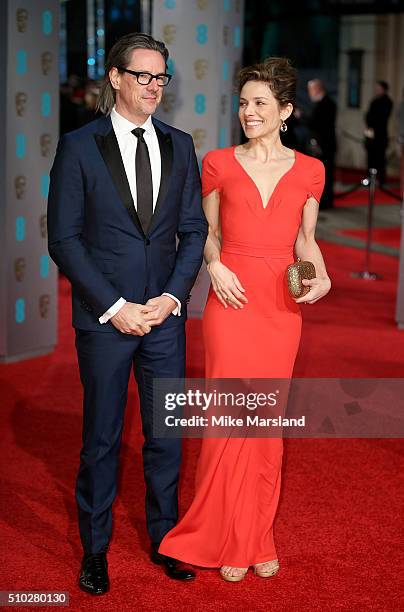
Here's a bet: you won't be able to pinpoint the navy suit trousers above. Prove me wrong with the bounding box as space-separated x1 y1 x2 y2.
75 322 185 554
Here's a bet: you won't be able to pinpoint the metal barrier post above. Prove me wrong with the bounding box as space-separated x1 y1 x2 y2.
352 168 381 280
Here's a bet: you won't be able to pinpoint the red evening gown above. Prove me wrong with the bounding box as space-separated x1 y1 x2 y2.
159 147 325 567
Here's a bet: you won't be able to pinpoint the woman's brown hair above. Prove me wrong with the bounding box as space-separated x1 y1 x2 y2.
238 57 297 107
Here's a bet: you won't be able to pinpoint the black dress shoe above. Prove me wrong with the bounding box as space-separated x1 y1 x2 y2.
150 545 196 581
78 552 110 595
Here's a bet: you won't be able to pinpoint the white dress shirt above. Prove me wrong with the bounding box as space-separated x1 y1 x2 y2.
99 107 180 324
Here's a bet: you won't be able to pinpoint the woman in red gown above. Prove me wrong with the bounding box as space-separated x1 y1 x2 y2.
159 58 331 581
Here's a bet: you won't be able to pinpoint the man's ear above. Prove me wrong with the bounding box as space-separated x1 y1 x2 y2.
109 67 120 91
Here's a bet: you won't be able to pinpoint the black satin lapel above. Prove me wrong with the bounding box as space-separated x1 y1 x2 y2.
94 130 144 236
149 126 173 232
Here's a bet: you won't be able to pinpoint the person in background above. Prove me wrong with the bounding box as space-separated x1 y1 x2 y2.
77 81 103 127
364 80 393 186
306 79 337 209
397 85 404 196
59 81 79 135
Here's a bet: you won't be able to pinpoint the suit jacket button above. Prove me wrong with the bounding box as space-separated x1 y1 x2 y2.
145 238 150 246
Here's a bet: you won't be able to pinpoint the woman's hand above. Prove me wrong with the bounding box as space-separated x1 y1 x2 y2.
295 276 331 304
207 261 248 309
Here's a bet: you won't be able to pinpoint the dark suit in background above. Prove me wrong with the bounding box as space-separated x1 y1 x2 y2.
365 92 393 185
307 94 337 209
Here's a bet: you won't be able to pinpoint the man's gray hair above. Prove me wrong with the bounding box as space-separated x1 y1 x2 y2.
96 32 169 115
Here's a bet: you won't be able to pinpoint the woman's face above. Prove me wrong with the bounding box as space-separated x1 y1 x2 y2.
238 80 292 139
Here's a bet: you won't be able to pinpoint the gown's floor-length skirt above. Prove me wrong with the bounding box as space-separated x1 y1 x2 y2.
159 249 302 567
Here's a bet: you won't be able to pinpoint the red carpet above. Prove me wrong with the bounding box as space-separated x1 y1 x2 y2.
335 187 400 207
337 227 401 249
0 241 403 611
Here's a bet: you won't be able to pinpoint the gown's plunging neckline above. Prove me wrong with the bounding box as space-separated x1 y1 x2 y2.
233 146 297 210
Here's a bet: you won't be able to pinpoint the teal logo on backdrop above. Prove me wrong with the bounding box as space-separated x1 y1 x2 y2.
222 60 229 81
234 26 241 47
41 92 51 116
195 94 206 114
16 217 26 241
42 10 53 35
224 0 231 10
40 255 49 278
196 24 208 45
15 298 25 323
16 50 27 75
40 174 50 198
219 127 227 148
16 134 26 158
167 58 175 76
232 94 239 113
164 0 176 7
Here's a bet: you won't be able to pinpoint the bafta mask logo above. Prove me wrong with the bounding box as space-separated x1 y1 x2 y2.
40 133 52 157
14 257 26 282
163 25 176 45
41 51 53 76
192 129 206 151
39 214 47 239
223 25 229 46
16 8 28 33
220 94 228 115
194 59 208 80
39 294 50 319
15 92 27 117
14 175 26 199
161 92 176 113
197 0 209 9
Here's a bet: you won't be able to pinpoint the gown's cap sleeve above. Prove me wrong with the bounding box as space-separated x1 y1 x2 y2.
201 151 221 197
307 158 325 203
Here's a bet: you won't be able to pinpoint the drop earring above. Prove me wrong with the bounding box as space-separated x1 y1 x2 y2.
280 121 288 133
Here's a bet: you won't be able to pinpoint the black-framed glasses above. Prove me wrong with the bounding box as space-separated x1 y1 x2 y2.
118 67 172 87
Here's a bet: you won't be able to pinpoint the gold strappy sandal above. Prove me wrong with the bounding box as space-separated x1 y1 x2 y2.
220 566 249 582
253 559 280 578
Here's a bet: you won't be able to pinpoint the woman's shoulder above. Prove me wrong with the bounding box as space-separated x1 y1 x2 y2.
295 150 325 172
202 147 234 166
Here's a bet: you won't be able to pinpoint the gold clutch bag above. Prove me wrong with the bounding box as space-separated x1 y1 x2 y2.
286 258 316 298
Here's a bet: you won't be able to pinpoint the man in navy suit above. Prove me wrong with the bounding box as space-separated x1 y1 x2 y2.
47 33 208 594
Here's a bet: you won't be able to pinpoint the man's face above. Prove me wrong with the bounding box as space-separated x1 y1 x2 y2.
110 49 166 122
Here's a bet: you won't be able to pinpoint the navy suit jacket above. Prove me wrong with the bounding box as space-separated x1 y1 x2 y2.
47 115 208 332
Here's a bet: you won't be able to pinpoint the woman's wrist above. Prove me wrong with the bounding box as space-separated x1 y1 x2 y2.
207 259 221 273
